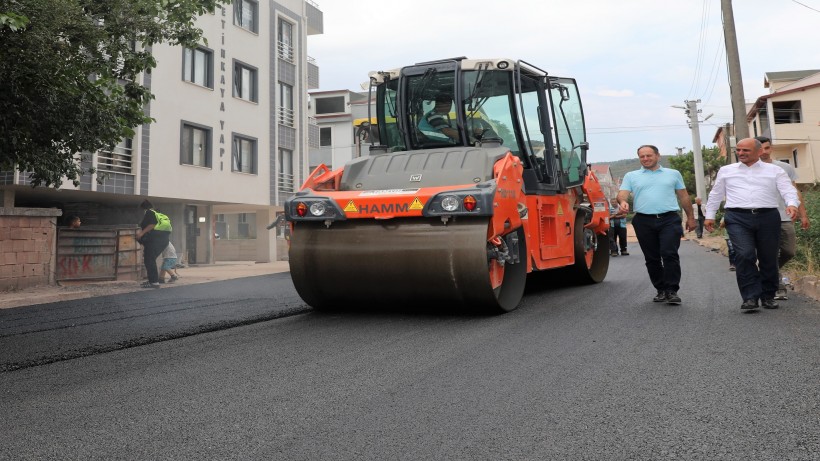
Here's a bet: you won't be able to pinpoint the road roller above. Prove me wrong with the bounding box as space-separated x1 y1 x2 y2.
285 57 610 313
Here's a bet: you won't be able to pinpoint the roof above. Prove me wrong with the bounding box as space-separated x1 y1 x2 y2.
590 164 611 175
747 70 820 121
764 70 820 88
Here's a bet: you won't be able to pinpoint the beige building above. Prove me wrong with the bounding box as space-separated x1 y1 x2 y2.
590 164 617 200
1 1 323 267
745 69 820 185
307 90 373 172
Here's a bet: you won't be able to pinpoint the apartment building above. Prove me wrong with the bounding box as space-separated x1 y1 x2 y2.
589 164 617 200
1 0 323 266
307 90 375 172
746 69 820 185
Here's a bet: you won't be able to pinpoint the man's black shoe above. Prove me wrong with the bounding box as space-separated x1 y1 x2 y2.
666 291 681 305
761 298 779 309
620 251 629 256
610 251 619 257
740 299 759 310
653 291 668 302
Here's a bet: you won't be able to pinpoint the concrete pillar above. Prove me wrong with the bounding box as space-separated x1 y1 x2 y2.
255 209 274 263
1 189 14 208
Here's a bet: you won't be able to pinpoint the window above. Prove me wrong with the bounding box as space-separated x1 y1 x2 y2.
232 133 257 174
233 0 258 33
320 127 332 147
278 82 294 127
278 148 294 192
181 122 211 167
233 61 258 102
315 96 345 114
98 138 133 174
182 47 213 88
277 18 293 61
792 148 799 168
773 100 802 124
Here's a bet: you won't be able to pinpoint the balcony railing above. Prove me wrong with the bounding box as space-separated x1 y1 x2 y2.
278 106 294 127
278 171 295 193
97 145 133 175
277 41 294 63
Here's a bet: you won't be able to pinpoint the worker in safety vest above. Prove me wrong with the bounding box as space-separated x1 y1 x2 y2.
136 199 172 288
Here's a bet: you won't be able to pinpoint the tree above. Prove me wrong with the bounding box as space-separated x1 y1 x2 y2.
0 0 229 188
668 146 725 199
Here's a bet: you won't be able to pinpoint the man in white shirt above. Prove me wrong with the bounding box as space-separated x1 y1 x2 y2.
755 136 810 301
704 138 800 311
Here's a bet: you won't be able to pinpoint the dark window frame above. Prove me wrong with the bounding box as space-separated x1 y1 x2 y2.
180 121 213 168
233 59 258 103
233 0 258 33
181 46 214 89
772 100 802 124
319 127 332 147
231 132 258 174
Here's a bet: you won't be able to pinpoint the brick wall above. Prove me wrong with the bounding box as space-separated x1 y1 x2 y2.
0 207 61 291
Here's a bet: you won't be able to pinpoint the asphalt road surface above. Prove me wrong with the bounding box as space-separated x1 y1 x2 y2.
1 240 818 460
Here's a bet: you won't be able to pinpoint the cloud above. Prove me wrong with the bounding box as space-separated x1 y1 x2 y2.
596 89 635 98
308 0 820 162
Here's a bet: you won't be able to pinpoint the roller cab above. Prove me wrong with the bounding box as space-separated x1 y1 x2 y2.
285 58 609 313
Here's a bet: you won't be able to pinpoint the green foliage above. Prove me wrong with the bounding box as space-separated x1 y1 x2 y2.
668 146 725 199
0 0 229 187
0 11 29 31
600 156 671 182
788 188 820 274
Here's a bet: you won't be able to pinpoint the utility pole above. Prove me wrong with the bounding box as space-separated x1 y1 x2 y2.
686 100 707 201
672 101 708 201
723 123 734 165
721 0 749 139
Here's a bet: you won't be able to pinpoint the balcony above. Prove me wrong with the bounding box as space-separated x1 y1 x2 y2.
305 0 323 36
278 106 294 127
307 56 319 89
278 171 295 194
277 41 294 63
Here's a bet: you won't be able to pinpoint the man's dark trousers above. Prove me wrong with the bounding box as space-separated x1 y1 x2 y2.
724 208 781 301
142 231 171 284
610 221 627 252
631 212 683 293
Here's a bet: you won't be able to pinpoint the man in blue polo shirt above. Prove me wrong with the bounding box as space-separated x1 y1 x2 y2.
617 145 696 305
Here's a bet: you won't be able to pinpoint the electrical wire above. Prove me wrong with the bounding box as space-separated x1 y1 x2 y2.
700 38 725 107
792 0 820 13
686 0 712 100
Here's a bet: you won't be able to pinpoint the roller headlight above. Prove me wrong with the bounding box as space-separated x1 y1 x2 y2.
441 195 460 212
423 187 494 217
285 194 346 222
309 202 327 217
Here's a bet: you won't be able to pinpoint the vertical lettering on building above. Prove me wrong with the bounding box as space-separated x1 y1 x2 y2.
219 8 227 172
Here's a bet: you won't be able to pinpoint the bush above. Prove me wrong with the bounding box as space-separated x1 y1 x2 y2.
788 188 820 275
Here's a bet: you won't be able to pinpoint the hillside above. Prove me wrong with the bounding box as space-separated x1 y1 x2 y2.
592 157 672 181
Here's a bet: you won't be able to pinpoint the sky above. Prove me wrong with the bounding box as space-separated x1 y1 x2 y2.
306 0 820 163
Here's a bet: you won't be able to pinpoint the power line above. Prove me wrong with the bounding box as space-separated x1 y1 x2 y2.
687 0 712 99
700 37 725 106
792 0 820 13
589 124 687 130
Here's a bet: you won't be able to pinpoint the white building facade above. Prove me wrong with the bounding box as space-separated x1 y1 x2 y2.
0 0 323 265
